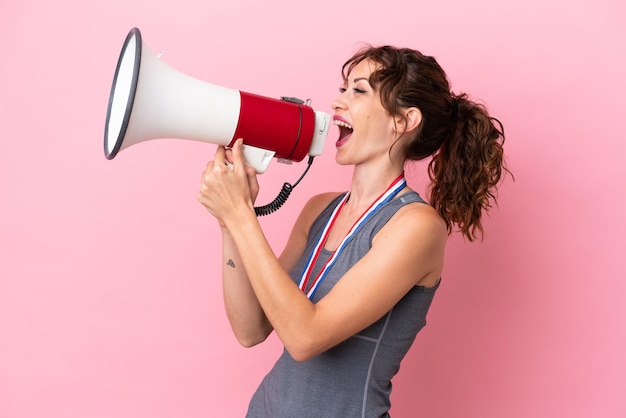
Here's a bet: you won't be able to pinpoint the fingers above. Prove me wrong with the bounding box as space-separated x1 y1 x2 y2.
213 144 227 167
244 164 260 201
198 139 250 206
230 138 245 169
224 148 234 165
244 164 258 178
207 143 237 174
217 139 245 171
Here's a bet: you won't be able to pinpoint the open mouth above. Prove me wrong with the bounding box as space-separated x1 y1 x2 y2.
334 118 353 146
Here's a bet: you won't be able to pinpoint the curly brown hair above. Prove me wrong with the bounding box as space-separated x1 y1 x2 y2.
342 46 510 241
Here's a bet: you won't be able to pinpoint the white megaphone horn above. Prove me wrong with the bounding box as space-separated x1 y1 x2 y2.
104 27 331 176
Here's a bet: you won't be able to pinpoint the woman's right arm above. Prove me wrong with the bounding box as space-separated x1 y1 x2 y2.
220 192 338 347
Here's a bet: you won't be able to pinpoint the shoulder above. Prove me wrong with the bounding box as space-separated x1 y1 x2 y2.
296 192 344 236
298 192 344 228
388 193 447 244
286 192 344 244
372 191 447 286
304 192 344 211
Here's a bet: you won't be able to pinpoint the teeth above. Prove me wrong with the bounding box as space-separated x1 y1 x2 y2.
334 120 353 130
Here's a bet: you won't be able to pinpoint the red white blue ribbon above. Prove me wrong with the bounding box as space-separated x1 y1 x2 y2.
298 174 407 300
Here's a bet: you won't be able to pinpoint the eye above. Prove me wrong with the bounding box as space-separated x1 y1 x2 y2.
338 86 367 94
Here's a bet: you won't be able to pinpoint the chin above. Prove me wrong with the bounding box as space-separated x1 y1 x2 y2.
334 149 354 166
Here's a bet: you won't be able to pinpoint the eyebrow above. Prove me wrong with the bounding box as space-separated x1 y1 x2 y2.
352 77 370 84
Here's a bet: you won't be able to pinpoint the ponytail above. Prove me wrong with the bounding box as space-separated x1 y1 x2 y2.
427 94 508 241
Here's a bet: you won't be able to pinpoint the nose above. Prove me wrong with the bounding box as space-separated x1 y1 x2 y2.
331 94 346 112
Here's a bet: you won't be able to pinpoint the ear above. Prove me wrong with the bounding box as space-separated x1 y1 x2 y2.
401 107 422 133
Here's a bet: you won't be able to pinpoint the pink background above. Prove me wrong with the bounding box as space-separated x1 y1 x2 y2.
1 0 625 417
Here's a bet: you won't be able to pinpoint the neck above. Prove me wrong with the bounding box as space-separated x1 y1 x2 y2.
346 165 406 211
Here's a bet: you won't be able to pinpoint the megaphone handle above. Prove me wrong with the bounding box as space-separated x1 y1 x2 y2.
241 145 275 174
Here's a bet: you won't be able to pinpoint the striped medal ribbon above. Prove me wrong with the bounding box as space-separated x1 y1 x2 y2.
298 174 407 300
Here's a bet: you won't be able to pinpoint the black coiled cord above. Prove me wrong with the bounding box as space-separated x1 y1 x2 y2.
254 183 293 216
254 156 314 217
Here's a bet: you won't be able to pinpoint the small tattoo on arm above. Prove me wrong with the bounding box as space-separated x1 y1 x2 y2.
226 259 236 268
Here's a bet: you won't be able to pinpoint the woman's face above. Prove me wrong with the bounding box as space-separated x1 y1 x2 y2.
331 59 398 167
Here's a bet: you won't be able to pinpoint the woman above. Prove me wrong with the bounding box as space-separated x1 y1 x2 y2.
198 45 508 417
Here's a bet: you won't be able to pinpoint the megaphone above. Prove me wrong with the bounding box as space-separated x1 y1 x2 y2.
104 27 331 174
